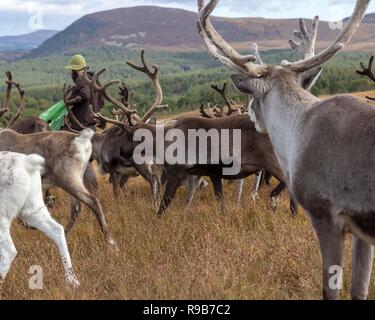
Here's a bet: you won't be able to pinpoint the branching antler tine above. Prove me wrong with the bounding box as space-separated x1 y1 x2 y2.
211 82 234 112
93 68 106 84
64 117 80 134
249 43 264 65
90 105 134 127
7 81 26 128
199 103 215 118
285 0 370 72
0 71 14 117
356 56 375 82
127 50 158 78
102 80 121 91
299 18 308 39
128 50 164 122
102 90 139 125
288 16 320 60
66 104 87 131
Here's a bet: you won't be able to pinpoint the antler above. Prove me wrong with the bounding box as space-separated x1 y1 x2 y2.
6 79 25 128
127 50 169 122
357 56 375 82
284 0 370 72
198 0 267 77
356 56 375 101
288 17 319 60
89 105 129 128
80 68 139 125
198 0 369 75
199 103 217 119
0 72 14 119
211 82 239 115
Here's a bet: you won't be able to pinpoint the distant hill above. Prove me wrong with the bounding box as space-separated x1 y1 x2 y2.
0 30 58 51
28 6 375 58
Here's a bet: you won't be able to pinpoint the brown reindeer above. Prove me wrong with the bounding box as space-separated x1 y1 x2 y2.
0 72 115 246
202 83 285 206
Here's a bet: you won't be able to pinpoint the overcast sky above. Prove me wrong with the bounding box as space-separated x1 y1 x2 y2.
0 0 374 36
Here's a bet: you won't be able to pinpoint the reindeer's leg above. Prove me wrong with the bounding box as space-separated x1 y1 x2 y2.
22 206 80 287
66 196 82 235
210 177 225 213
57 177 115 246
236 179 245 205
270 182 286 212
158 175 184 216
351 235 374 300
44 189 56 209
199 178 209 189
119 175 130 191
264 171 272 186
83 163 98 194
110 171 121 197
310 213 345 300
186 176 199 207
0 219 17 284
251 171 264 201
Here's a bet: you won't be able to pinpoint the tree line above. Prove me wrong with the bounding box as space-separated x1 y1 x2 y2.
0 46 374 120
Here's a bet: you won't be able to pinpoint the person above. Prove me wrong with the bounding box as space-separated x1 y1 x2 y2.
65 54 103 132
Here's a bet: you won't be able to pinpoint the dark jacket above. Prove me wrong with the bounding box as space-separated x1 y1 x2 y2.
70 77 94 129
70 71 104 130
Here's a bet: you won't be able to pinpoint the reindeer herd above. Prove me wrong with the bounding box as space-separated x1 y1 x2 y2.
1 0 375 300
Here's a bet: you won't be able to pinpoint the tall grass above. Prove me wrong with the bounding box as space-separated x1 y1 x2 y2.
1 173 374 300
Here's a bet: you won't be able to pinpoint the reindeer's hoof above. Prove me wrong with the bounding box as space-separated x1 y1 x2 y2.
45 195 57 209
66 275 80 288
271 197 278 212
252 192 260 202
106 236 119 249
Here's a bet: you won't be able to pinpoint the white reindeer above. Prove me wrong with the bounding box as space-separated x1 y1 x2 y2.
0 152 79 288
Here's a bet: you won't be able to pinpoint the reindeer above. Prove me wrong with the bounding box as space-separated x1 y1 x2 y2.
356 56 375 101
0 152 80 289
202 82 287 206
0 73 115 246
0 71 50 133
198 0 374 300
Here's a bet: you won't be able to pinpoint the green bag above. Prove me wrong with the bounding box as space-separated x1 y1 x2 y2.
39 100 68 131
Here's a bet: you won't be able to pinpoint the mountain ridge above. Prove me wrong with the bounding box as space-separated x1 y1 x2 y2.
0 30 58 51
27 6 375 58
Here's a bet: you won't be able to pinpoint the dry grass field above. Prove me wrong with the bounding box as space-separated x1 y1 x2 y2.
1 91 375 300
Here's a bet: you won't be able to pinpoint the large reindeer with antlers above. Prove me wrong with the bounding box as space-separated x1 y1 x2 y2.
198 0 374 300
0 72 115 246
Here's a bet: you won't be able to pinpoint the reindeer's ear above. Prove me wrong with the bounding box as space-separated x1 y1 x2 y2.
300 67 323 91
231 74 270 97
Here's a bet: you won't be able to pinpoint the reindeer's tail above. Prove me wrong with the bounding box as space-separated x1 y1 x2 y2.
24 154 45 173
78 128 95 141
